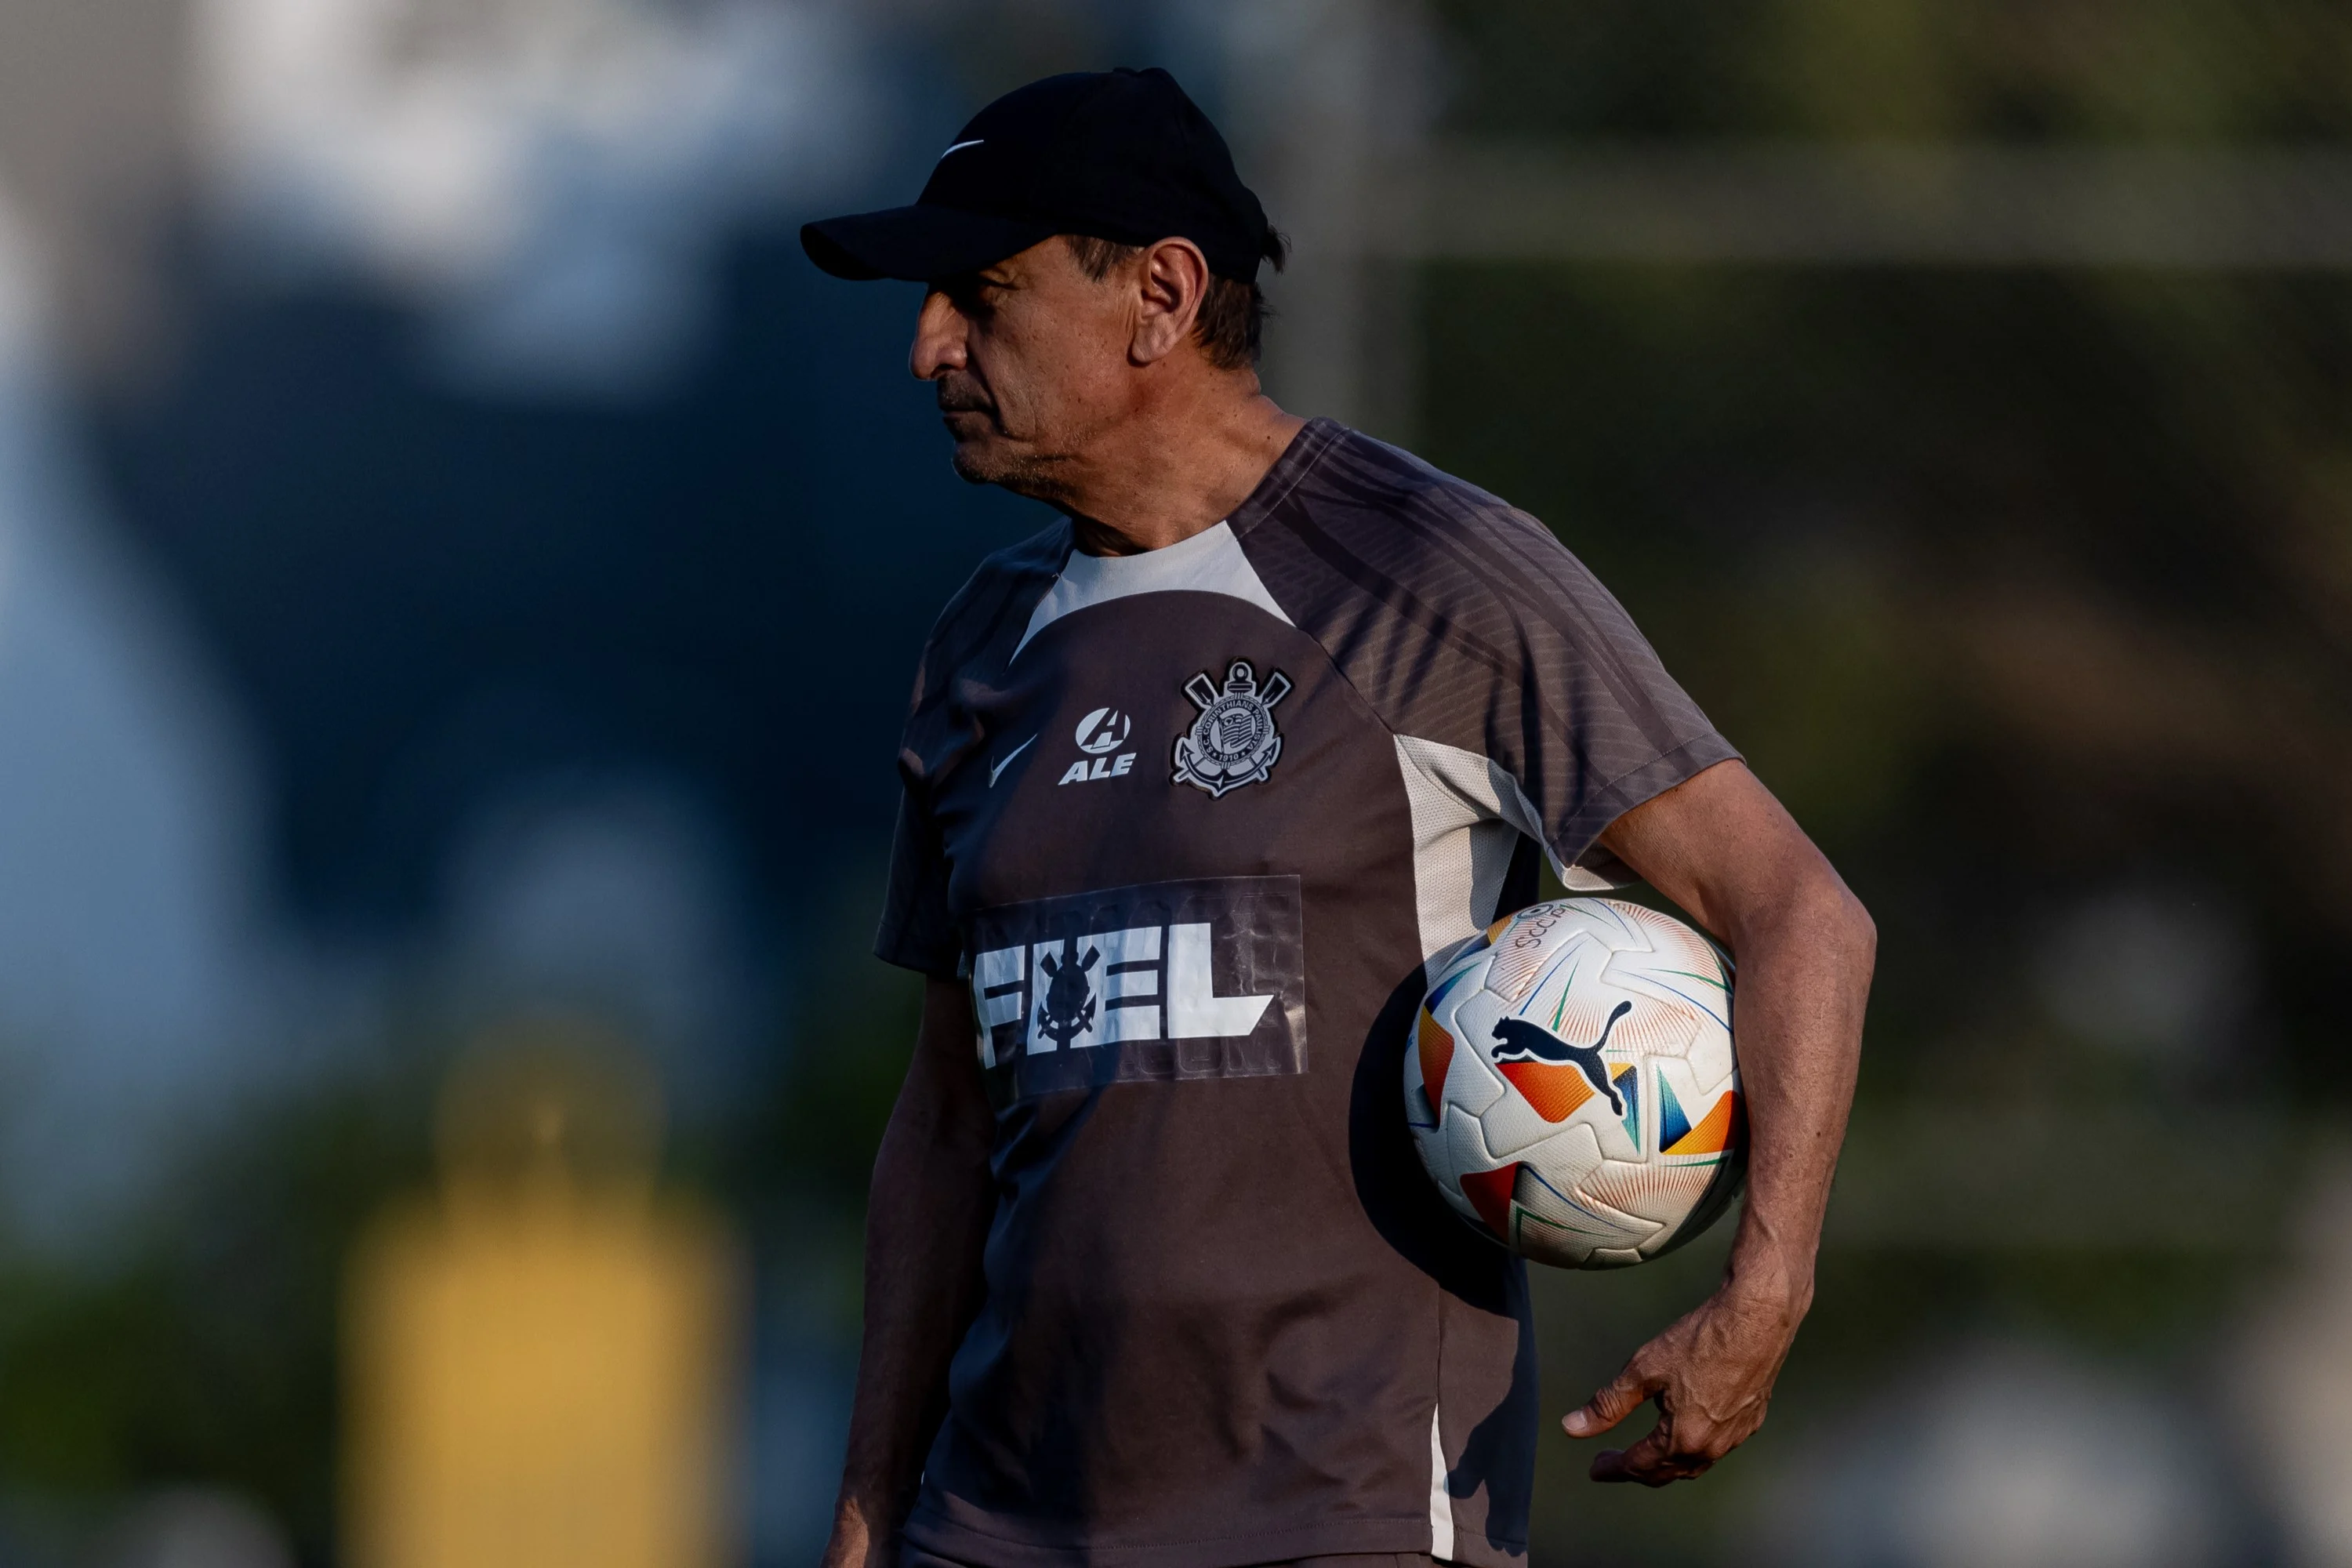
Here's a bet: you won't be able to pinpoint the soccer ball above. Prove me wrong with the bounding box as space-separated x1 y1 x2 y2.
1404 898 1745 1268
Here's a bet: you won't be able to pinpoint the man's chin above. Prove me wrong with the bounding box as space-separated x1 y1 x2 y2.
947 439 1003 487
948 435 1063 500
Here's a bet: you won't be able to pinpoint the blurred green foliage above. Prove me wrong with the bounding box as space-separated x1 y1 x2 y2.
0 873 924 1566
0 1071 434 1561
1417 8 2352 1562
1432 0 2352 141
1428 261 2352 1094
717 868 927 1344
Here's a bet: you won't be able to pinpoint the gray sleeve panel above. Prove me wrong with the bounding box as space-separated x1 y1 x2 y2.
875 519 1072 975
1232 421 1740 870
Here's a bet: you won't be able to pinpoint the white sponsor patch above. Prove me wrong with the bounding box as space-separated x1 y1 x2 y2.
966 876 1307 1097
984 921 1267 1059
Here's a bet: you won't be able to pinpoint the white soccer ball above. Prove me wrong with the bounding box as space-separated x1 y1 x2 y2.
1404 898 1745 1269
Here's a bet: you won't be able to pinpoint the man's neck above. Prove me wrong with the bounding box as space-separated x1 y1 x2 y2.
1060 384 1308 557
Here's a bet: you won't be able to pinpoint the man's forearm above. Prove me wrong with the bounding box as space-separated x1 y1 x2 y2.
1568 760 1872 1484
829 979 996 1560
1600 761 1873 1307
1717 873 1873 1309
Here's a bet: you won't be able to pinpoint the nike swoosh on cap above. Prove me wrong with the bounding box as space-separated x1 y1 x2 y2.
989 735 1035 786
938 138 985 160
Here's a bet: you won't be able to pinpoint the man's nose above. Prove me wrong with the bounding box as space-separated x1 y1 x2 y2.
909 290 967 379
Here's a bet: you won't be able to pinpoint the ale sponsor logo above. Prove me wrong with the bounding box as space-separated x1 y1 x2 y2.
1058 706 1137 786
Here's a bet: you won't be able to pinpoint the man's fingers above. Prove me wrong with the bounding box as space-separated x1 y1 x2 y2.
1589 1446 1643 1484
1585 1398 1724 1487
1591 1419 1713 1486
1591 1446 1712 1486
1562 1362 1657 1438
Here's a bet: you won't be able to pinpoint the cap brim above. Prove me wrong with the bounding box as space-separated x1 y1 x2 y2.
800 205 1061 282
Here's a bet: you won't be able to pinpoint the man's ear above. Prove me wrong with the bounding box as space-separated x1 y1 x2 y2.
1130 238 1211 366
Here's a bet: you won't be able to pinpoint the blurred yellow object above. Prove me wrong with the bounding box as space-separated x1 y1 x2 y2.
343 1018 742 1568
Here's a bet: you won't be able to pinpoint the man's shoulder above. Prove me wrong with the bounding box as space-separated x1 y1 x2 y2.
915 518 1069 676
1241 421 1588 616
1273 419 1530 520
947 515 1072 613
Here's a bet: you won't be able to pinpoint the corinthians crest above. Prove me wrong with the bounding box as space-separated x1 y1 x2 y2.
1174 659 1292 797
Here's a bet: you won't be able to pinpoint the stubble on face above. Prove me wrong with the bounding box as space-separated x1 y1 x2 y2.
928 243 1127 507
936 371 1069 497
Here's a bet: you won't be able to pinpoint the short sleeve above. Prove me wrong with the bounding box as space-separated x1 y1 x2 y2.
1230 424 1736 966
1233 425 1739 877
1491 548 1740 875
866 519 1074 979
875 782 961 977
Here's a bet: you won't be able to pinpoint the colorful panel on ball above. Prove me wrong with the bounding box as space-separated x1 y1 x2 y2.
1613 1062 1640 1149
1494 1059 1594 1122
1458 1163 1519 1239
1416 1014 1455 1105
1662 1091 1739 1158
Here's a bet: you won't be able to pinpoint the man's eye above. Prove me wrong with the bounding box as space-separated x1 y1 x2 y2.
940 278 998 315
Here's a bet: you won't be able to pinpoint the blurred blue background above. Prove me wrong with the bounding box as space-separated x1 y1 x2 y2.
4 2 2352 1564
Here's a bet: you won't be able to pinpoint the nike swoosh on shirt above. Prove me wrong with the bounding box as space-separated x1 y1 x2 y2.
938 138 985 160
989 735 1035 786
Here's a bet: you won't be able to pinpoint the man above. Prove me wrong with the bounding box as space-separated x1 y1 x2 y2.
802 67 1873 1568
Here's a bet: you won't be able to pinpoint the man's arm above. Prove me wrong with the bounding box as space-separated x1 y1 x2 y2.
1562 759 1875 1485
824 975 996 1563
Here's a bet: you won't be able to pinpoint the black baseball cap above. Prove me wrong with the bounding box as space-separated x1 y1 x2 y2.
801 67 1276 285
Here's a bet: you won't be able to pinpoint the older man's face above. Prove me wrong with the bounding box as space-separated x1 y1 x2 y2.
909 238 1134 502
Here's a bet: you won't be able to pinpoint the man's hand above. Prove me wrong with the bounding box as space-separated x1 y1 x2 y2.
1577 759 1873 1486
1562 1273 1809 1485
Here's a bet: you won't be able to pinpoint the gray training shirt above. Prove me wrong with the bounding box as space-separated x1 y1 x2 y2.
877 418 1737 1568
